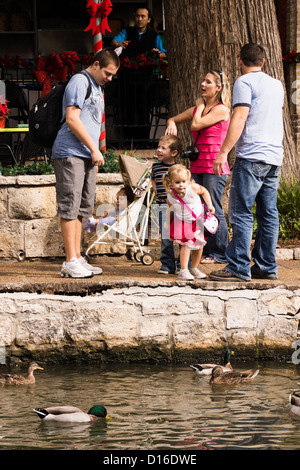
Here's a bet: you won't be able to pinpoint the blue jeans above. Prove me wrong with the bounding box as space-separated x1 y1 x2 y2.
192 172 228 262
225 158 280 280
158 204 180 273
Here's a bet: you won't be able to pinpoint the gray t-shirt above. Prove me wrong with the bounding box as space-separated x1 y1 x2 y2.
233 71 284 166
52 70 104 159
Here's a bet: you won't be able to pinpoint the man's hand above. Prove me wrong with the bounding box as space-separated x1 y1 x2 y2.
213 150 228 177
91 149 104 166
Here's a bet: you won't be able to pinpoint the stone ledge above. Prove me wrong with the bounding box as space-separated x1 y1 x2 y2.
0 284 299 362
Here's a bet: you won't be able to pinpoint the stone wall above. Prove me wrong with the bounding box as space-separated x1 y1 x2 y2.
1 284 299 363
0 173 124 260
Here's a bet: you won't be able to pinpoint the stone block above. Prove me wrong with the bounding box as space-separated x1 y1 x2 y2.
276 248 294 260
226 298 257 329
16 313 64 346
8 186 57 219
0 220 25 258
0 187 7 218
24 218 64 258
294 248 300 260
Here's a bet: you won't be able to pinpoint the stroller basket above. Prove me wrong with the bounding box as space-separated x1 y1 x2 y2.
85 154 155 266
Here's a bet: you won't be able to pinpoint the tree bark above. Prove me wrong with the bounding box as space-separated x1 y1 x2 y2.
164 0 300 180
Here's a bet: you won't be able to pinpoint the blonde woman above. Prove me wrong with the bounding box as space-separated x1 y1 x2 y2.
166 70 231 264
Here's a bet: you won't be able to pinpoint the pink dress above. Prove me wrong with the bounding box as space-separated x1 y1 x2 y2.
167 186 206 250
190 104 230 175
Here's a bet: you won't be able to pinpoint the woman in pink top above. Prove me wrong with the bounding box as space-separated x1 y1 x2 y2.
166 70 231 263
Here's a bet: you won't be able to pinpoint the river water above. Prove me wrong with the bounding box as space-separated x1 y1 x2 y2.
0 362 299 451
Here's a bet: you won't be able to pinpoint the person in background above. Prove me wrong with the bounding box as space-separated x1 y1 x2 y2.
166 70 231 264
111 7 166 144
210 43 284 282
82 186 135 233
111 7 166 58
52 48 120 279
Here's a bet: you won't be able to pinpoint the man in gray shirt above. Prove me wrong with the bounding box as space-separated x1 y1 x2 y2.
52 49 119 278
210 43 284 282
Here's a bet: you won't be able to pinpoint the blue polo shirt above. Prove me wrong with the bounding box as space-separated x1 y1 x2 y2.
233 71 284 166
52 70 104 159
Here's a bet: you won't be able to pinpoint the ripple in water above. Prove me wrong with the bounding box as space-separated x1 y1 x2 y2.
0 362 299 450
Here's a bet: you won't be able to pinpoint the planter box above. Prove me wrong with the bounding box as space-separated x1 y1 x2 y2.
0 173 124 260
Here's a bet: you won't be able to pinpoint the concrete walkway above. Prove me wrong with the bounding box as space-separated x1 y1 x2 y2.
0 255 299 294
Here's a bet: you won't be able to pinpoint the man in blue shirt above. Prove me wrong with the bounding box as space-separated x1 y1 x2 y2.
52 49 119 279
210 43 284 282
111 7 166 144
111 7 166 58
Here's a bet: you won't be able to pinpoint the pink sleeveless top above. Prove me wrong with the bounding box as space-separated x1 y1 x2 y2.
190 104 230 175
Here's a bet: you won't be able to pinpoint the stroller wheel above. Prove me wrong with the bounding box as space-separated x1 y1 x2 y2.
134 250 143 262
141 253 154 266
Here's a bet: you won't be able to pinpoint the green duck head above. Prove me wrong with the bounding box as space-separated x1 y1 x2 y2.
224 348 234 364
88 405 107 418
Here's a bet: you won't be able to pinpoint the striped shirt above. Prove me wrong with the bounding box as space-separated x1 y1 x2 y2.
151 161 175 205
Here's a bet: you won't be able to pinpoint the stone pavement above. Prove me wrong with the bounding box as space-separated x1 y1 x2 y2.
0 254 299 294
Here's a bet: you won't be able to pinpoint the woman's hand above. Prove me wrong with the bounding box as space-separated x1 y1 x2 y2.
165 119 177 135
195 97 205 108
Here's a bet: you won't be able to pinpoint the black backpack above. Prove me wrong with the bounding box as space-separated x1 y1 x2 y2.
29 71 92 148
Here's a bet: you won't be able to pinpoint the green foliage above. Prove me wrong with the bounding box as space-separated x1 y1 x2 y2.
277 175 300 240
97 148 120 173
0 161 55 176
251 175 300 241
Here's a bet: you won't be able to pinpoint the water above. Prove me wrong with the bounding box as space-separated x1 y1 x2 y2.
0 362 300 451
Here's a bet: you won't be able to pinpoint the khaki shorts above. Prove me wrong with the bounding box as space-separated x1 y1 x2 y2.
53 157 96 220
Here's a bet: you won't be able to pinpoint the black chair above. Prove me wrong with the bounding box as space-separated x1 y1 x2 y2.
0 132 18 166
150 78 170 143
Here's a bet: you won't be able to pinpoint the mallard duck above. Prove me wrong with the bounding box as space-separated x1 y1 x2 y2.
0 362 43 385
33 405 108 423
289 391 300 417
210 365 259 385
190 349 234 376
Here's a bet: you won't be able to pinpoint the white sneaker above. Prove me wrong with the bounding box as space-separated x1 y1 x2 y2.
190 267 207 279
61 257 94 278
79 256 103 275
178 269 194 280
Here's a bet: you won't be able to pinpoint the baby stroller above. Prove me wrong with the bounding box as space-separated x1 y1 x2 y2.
85 154 155 266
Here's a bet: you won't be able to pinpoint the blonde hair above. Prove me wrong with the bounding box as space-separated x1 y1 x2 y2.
162 164 191 194
210 70 231 109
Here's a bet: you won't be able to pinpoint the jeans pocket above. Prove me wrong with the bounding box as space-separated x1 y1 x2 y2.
252 162 272 177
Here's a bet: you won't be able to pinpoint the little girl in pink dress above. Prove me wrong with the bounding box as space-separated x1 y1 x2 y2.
163 164 215 280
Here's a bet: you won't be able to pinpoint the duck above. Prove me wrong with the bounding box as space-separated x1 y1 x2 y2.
0 362 43 385
33 405 108 423
289 391 300 417
190 349 234 376
209 365 259 385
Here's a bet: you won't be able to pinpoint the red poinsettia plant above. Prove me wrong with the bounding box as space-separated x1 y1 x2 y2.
119 52 168 74
282 49 300 63
0 95 8 116
61 50 80 74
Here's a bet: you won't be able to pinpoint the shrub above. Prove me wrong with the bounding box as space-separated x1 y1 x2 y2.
277 175 300 240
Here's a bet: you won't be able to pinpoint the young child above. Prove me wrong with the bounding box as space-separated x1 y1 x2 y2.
163 164 215 280
151 135 183 274
83 186 135 233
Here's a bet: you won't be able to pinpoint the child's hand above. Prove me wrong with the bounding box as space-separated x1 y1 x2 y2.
163 221 169 231
208 205 215 215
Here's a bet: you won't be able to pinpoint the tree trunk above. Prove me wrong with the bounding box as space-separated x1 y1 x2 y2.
164 0 300 180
